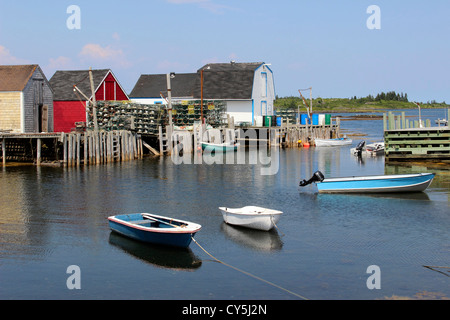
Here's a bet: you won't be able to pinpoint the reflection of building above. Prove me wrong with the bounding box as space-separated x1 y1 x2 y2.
50 69 129 132
0 65 53 133
130 62 276 125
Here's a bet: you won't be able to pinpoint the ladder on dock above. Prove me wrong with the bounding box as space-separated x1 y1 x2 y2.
112 134 120 160
158 126 170 155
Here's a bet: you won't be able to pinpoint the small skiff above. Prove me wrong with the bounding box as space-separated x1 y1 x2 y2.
299 171 435 193
108 213 202 248
202 142 239 153
351 141 385 157
218 206 283 231
315 137 352 147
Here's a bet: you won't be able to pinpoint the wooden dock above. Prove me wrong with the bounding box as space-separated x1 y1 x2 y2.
384 111 450 162
161 117 340 155
1 130 143 166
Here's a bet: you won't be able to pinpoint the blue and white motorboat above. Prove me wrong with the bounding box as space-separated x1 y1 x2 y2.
299 171 435 193
108 213 202 248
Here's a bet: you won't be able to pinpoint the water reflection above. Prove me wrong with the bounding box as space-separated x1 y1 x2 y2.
108 232 202 271
220 223 283 252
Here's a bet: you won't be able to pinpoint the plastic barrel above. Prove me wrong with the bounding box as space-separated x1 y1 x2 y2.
318 114 325 125
276 116 282 126
325 114 331 125
264 116 272 127
255 116 263 127
301 114 309 125
312 114 319 125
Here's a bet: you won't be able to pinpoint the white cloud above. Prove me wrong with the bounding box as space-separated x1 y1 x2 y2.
0 46 29 64
47 56 74 70
79 43 131 68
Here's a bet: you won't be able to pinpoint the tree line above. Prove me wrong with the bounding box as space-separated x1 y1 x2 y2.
351 91 408 103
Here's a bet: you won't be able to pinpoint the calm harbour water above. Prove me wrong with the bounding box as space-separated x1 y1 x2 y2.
0 109 449 300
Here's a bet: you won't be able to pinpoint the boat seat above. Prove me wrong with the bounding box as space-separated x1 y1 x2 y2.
129 220 152 225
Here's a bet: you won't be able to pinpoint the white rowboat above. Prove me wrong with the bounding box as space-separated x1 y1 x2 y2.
218 206 283 231
315 137 352 147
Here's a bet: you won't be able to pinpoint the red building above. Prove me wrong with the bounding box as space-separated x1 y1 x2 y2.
49 69 129 132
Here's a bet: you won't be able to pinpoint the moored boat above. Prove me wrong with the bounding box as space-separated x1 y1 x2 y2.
202 142 239 153
108 213 201 248
315 137 352 147
218 206 283 231
351 141 385 157
299 171 435 193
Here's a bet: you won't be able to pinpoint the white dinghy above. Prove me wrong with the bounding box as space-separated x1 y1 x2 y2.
218 206 283 231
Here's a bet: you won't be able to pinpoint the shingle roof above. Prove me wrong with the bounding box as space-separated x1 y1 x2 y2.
193 62 263 99
129 73 197 98
49 69 110 101
129 62 265 101
0 65 38 91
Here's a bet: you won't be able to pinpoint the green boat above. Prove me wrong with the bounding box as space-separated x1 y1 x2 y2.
201 142 239 153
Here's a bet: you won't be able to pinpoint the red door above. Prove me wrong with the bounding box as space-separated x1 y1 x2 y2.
105 80 115 100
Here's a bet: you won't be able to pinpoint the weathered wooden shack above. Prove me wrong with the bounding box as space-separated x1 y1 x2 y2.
0 64 53 133
49 69 129 132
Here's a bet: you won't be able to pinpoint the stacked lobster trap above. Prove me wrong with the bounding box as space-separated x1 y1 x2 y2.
86 100 227 134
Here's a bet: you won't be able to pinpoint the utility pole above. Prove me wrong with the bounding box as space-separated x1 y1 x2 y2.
89 67 98 132
166 73 174 154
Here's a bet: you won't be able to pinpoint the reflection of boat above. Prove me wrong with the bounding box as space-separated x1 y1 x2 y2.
202 142 239 152
108 232 202 271
108 213 201 248
221 223 283 252
351 141 384 157
218 206 282 231
299 171 435 193
315 137 352 147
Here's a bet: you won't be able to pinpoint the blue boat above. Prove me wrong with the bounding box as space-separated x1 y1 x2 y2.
108 213 202 248
299 171 435 193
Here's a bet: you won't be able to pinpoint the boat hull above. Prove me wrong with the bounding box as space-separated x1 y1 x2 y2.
315 138 352 147
219 206 282 231
202 142 239 153
108 213 201 248
351 142 385 157
317 173 435 193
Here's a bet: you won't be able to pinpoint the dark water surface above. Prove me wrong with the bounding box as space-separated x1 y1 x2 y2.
1 109 449 300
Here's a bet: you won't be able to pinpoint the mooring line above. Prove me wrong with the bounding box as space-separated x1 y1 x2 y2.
191 237 308 300
270 216 285 237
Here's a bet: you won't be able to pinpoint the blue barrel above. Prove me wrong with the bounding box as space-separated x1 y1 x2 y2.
301 114 310 125
276 116 282 126
312 114 319 125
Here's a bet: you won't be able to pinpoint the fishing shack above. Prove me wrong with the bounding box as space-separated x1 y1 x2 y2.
0 64 54 133
49 69 129 133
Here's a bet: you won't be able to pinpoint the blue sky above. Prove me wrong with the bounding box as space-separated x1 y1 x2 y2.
0 0 449 103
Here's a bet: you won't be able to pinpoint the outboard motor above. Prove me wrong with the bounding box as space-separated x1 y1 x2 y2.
355 140 366 157
299 171 325 187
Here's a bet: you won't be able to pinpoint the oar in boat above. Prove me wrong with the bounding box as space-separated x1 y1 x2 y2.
141 214 186 228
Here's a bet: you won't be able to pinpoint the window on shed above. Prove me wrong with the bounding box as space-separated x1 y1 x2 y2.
261 72 267 98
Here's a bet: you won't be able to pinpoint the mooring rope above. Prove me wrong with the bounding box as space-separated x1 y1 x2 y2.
270 216 285 237
191 236 308 300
